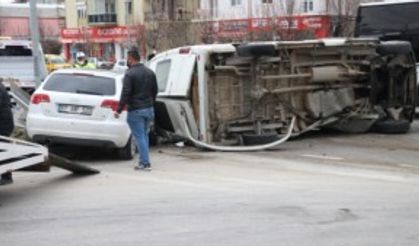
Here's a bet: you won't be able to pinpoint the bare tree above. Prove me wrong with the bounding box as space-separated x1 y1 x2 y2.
143 0 197 52
77 27 93 56
327 0 379 37
39 25 62 54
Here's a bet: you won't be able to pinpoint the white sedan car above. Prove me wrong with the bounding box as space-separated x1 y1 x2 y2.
26 69 135 159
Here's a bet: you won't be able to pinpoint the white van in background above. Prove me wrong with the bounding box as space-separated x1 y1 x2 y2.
0 39 48 93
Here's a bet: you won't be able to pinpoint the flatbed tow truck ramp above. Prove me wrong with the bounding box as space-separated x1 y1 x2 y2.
0 136 99 185
0 136 49 175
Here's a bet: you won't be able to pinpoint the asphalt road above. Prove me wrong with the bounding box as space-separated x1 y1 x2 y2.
1 122 419 246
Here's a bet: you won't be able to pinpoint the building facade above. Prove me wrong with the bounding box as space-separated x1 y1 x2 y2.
62 0 148 61
196 0 380 41
62 0 199 61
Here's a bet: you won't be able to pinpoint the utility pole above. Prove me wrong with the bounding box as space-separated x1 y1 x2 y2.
29 0 42 87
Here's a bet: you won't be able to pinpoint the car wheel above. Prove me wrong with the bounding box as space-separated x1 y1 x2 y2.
242 133 279 146
373 119 411 134
118 136 136 160
377 41 412 56
236 44 276 57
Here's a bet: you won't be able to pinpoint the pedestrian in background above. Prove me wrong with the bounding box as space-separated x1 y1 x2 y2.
114 48 158 171
0 79 15 185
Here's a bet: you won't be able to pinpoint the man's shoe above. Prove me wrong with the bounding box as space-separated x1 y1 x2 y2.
144 165 152 171
134 165 145 171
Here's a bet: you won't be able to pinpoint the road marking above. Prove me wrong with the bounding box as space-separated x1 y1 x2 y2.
301 154 344 161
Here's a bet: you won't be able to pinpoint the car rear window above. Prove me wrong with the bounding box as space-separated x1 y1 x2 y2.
0 45 32 56
43 73 116 96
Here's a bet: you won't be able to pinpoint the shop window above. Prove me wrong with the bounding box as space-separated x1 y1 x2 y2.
155 59 171 92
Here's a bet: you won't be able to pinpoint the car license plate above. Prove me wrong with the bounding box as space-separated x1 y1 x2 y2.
58 104 93 116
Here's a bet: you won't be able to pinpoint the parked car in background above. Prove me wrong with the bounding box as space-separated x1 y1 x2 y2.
26 69 135 159
45 54 71 73
0 39 48 93
88 57 114 70
147 39 416 151
112 59 128 74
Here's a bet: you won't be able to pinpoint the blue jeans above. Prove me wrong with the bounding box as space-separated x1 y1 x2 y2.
127 107 154 166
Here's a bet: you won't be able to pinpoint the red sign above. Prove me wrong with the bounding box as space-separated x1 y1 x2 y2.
61 26 143 43
216 15 331 39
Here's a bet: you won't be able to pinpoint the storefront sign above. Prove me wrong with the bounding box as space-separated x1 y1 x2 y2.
217 15 331 39
61 26 142 43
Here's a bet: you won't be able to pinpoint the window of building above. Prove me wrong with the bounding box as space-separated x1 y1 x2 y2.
303 0 314 12
127 0 133 15
262 0 273 3
155 60 172 92
77 5 86 19
105 0 116 13
231 0 242 7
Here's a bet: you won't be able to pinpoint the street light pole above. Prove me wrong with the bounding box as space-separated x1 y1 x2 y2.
29 0 41 87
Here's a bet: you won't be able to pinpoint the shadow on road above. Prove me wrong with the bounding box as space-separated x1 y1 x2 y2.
48 145 119 162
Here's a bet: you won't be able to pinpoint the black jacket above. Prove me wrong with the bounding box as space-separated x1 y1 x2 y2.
117 63 158 113
0 81 14 136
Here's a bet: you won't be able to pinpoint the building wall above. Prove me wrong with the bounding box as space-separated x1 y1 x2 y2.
0 3 65 39
82 0 145 26
65 0 78 28
198 0 321 19
115 0 145 26
63 0 150 61
143 0 199 20
198 0 379 20
194 0 382 41
62 0 200 59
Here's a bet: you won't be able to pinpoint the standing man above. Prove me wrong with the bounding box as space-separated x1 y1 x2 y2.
115 48 158 171
0 79 15 185
73 51 96 69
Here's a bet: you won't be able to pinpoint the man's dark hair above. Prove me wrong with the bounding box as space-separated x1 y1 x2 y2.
128 48 141 61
